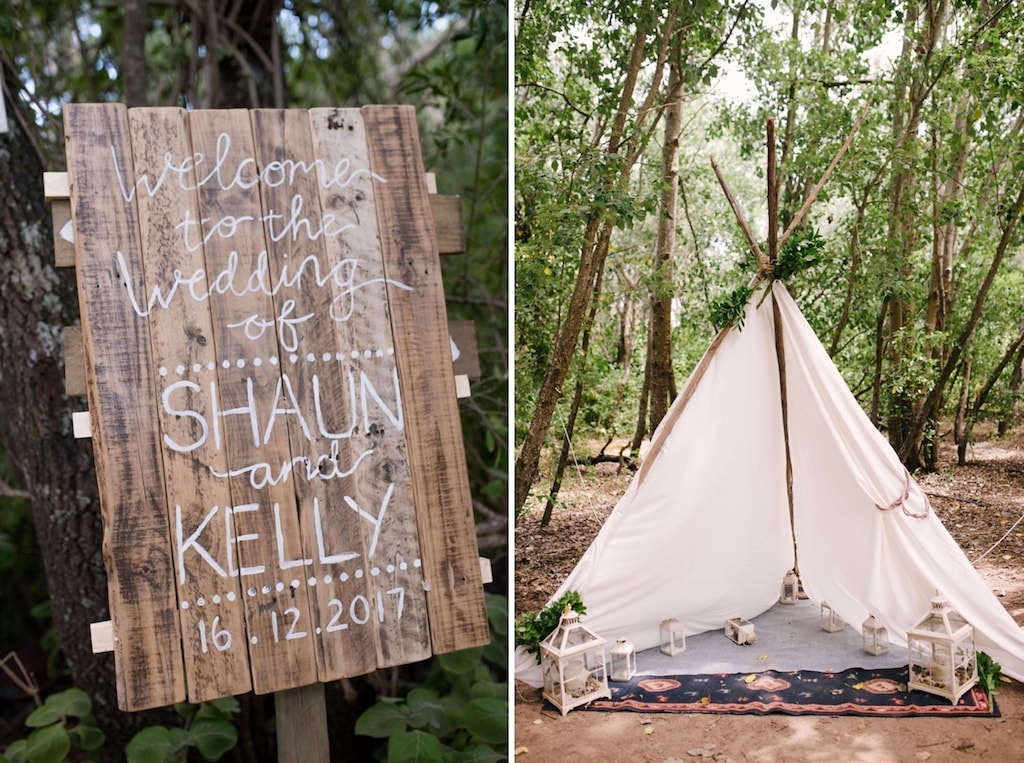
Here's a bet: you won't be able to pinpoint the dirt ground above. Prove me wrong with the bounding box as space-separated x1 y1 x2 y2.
513 428 1024 762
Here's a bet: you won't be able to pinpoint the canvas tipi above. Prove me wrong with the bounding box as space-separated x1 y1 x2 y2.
516 277 1024 685
516 113 1024 685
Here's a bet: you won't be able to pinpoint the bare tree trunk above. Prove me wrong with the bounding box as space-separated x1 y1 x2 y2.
900 179 1024 462
515 6 655 514
884 0 949 469
0 75 175 744
870 297 888 425
956 353 972 465
122 0 147 106
645 30 684 433
540 259 608 527
958 324 1024 464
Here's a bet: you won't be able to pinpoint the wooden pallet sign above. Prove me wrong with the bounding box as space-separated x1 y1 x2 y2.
59 104 489 711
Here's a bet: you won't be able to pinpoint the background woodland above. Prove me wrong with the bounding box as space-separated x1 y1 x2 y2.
0 0 507 759
515 0 1024 521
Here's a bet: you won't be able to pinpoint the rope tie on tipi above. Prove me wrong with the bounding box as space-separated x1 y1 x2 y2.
874 468 931 518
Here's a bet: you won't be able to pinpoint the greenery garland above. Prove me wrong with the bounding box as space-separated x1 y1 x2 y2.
514 590 587 664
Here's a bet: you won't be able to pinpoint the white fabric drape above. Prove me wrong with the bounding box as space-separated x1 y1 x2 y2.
516 281 1024 686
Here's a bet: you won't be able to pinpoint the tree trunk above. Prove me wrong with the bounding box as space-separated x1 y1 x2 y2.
645 31 684 433
958 324 1024 464
956 353 972 465
900 179 1024 462
0 77 175 743
122 0 148 107
884 0 949 469
515 8 654 514
541 258 608 527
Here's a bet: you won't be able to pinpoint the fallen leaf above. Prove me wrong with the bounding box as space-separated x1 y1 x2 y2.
744 673 757 683
514 747 529 756
852 682 865 690
856 722 867 730
532 719 543 726
645 725 655 736
914 752 932 760
758 655 769 660
699 695 711 705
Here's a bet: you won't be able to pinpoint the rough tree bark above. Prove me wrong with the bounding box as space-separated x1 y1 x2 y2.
514 3 656 514
884 0 949 469
643 30 684 435
0 74 175 743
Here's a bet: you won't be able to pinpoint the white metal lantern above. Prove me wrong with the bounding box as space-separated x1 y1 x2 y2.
779 569 799 605
724 616 757 645
610 637 637 682
862 614 889 656
820 601 844 633
659 618 686 656
907 593 978 704
539 606 611 715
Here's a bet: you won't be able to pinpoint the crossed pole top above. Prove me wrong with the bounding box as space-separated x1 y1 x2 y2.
709 101 871 281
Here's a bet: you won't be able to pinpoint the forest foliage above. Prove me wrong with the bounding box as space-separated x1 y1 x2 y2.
514 0 1024 515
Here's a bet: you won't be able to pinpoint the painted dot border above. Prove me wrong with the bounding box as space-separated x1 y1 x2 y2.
178 558 421 610
158 346 395 379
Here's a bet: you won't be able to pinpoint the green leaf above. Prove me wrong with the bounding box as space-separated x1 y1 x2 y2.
25 723 71 763
27 687 92 726
469 680 507 700
463 698 507 745
485 595 508 641
47 687 92 720
447 744 507 763
194 696 240 722
190 718 238 761
126 726 191 763
24 705 62 728
404 688 445 731
355 701 409 738
2 739 28 763
386 730 445 763
69 722 106 751
437 648 484 676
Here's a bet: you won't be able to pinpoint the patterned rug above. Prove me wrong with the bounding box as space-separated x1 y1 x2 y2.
585 667 998 717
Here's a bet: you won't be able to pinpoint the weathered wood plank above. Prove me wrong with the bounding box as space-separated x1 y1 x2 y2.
63 325 85 396
275 684 329 763
52 199 76 267
64 102 186 711
362 105 489 653
250 108 381 680
449 320 480 381
430 195 464 255
126 107 253 701
61 317 473 405
186 109 319 694
307 107 432 671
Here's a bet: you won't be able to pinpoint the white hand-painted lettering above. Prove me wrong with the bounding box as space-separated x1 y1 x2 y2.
111 132 386 203
208 443 374 490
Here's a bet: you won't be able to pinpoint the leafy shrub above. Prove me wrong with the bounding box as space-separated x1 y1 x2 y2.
513 590 586 664
1 688 104 763
356 593 508 762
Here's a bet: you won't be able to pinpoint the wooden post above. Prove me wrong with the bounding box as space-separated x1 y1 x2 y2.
275 684 330 763
767 118 778 263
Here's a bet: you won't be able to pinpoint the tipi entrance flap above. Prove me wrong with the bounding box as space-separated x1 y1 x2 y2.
524 288 793 663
